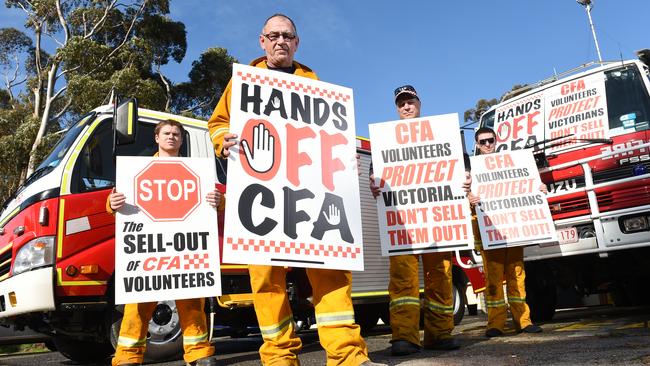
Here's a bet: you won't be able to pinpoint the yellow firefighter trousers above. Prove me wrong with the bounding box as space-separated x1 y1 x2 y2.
112 298 214 365
249 265 369 366
388 253 454 347
481 246 533 331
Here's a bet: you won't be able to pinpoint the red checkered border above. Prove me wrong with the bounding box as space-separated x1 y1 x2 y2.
226 237 361 258
237 71 351 102
183 253 210 270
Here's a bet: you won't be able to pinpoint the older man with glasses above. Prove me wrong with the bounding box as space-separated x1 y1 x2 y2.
208 13 385 366
468 126 544 338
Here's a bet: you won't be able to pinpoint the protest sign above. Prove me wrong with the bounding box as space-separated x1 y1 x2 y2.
491 73 608 153
369 114 474 256
470 150 557 249
221 63 364 271
115 156 221 304
545 73 608 151
493 92 545 152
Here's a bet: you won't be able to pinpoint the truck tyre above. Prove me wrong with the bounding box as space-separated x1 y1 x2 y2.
52 335 113 363
526 263 557 322
110 300 184 362
453 279 467 325
354 304 380 333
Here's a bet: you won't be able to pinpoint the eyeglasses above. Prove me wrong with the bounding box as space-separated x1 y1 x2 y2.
478 137 495 146
262 32 296 42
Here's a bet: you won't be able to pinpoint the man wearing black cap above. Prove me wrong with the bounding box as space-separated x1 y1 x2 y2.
369 85 461 356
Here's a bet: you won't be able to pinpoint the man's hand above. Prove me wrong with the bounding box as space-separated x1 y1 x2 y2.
355 153 361 176
241 123 275 173
463 171 472 193
467 192 481 206
206 189 222 209
109 188 126 211
369 174 381 199
221 132 238 157
323 204 341 225
539 183 548 194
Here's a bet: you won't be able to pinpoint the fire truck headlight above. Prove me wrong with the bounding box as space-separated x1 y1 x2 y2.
621 216 649 233
13 236 55 275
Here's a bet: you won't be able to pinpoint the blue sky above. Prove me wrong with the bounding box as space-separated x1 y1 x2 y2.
2 1 649 149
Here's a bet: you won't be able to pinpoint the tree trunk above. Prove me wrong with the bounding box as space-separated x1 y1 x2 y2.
26 62 58 177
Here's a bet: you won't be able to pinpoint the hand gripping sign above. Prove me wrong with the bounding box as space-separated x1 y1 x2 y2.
470 150 558 250
115 156 221 304
222 63 364 271
369 114 474 256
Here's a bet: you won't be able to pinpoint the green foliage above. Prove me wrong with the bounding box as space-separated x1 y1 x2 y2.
0 89 10 109
0 0 233 200
0 104 38 203
463 98 498 125
136 14 186 65
172 47 237 118
0 27 32 65
500 83 530 101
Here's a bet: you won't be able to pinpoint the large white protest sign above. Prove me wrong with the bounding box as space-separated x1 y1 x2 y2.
544 72 608 152
492 73 608 154
115 156 221 304
222 63 364 271
470 150 557 249
368 114 474 256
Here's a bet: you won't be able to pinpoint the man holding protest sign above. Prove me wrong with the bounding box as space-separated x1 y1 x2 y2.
208 13 384 366
109 119 221 366
468 126 544 338
369 85 463 356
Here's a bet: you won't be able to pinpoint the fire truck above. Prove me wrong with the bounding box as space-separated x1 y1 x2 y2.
0 100 484 363
477 52 650 321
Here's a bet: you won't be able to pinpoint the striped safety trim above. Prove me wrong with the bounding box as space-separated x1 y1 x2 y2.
259 315 293 340
486 299 507 308
507 296 527 303
424 299 454 314
117 335 146 348
390 296 420 310
210 127 229 141
315 310 355 327
183 331 209 345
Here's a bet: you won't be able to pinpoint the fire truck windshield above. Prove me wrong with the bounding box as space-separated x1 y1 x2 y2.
34 116 90 172
21 115 92 192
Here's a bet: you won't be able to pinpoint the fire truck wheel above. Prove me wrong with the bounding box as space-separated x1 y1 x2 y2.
453 279 467 325
52 335 113 363
110 301 184 362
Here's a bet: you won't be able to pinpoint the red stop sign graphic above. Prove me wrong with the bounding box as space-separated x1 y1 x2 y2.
135 161 201 222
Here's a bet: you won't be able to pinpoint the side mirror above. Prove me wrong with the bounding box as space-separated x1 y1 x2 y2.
114 97 138 146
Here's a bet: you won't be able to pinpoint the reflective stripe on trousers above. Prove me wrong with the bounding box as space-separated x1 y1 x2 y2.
111 299 214 366
389 253 454 347
249 265 369 366
481 246 533 331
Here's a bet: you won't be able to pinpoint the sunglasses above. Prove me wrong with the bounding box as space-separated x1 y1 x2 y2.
478 137 495 146
262 32 296 42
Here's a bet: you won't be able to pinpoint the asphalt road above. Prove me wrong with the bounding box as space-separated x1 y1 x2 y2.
2 306 650 365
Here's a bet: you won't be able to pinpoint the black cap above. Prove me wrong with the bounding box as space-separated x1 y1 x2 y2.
394 85 419 104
